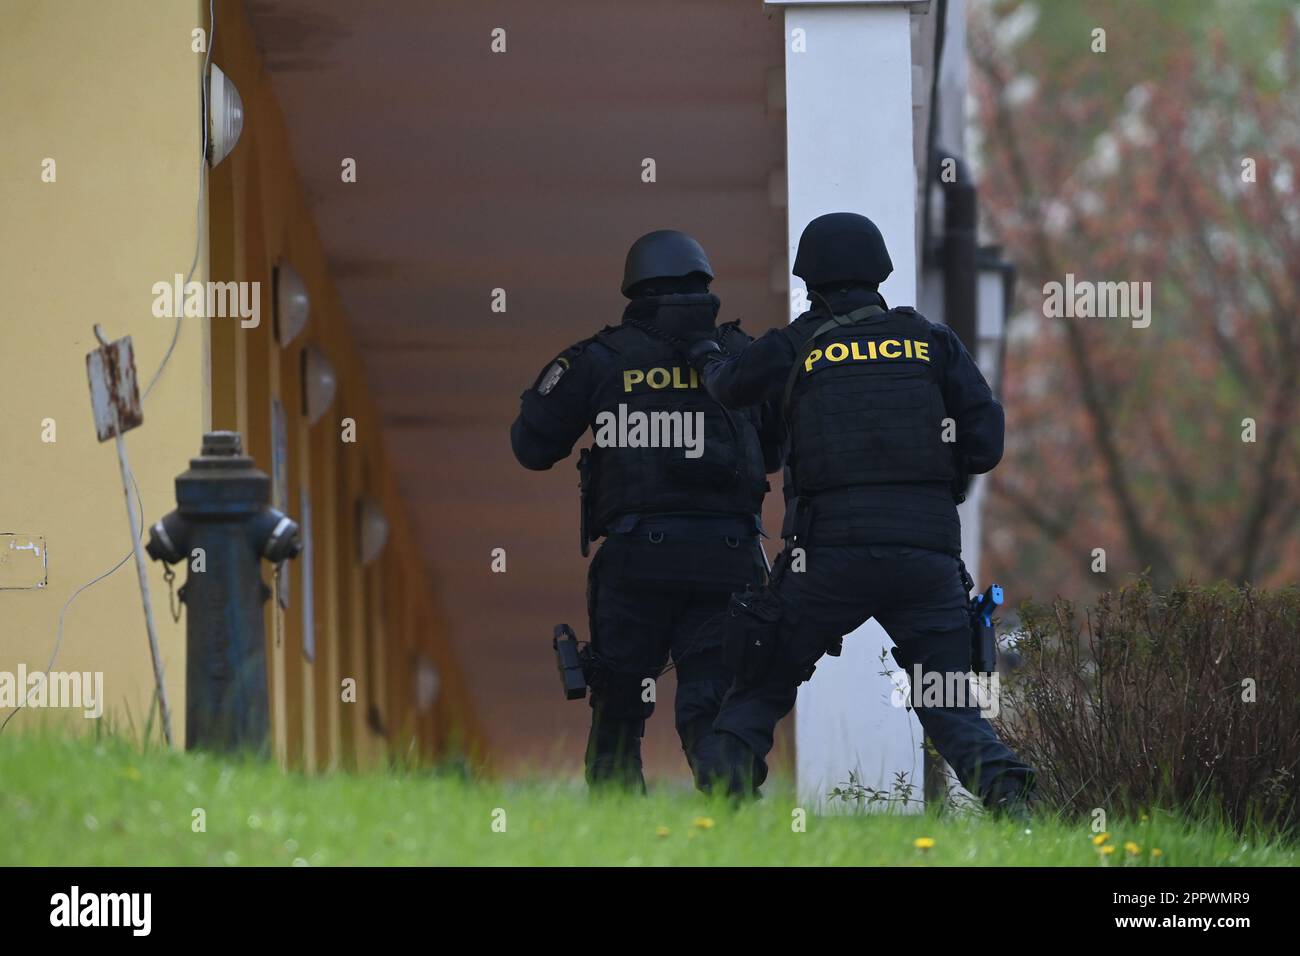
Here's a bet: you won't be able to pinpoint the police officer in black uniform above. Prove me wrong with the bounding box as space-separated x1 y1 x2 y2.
511 229 782 792
682 212 1037 814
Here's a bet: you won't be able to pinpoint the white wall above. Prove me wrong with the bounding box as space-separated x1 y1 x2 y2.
774 0 928 809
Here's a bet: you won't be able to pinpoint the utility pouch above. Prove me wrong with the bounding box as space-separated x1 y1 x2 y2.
724 585 783 683
665 400 746 491
665 431 739 490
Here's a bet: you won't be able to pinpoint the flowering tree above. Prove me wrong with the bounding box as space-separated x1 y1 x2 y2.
971 0 1300 599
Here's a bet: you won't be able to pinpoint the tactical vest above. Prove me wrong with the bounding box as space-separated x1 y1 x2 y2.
785 306 961 554
587 323 767 535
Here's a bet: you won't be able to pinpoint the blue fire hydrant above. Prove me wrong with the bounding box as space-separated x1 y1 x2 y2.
145 431 301 752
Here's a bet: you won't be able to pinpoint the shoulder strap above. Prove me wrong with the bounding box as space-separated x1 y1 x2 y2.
781 304 885 421
716 318 746 348
619 316 691 354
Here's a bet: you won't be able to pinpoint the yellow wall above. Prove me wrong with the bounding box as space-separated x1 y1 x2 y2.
0 0 207 739
0 0 481 769
206 0 482 770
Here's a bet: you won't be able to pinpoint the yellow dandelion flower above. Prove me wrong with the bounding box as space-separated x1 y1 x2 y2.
1092 832 1110 846
913 837 936 850
1124 841 1141 856
692 816 715 830
1151 848 1163 858
1099 845 1115 856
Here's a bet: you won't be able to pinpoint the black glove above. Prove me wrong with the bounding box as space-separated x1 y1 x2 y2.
685 336 723 372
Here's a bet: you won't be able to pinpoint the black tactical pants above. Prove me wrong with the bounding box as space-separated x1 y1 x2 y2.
702 544 1036 806
585 520 766 791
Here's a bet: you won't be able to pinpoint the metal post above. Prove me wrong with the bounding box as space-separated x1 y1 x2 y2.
113 431 174 747
87 323 173 747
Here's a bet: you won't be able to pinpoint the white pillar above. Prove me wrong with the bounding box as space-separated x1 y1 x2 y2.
768 0 930 810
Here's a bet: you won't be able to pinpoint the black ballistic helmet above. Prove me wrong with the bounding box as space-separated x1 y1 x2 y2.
793 212 894 288
621 229 714 297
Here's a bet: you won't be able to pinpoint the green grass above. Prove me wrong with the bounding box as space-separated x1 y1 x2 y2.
2 734 1294 866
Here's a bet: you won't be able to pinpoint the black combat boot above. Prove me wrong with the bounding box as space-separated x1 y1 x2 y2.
691 730 762 800
985 772 1039 822
585 712 647 794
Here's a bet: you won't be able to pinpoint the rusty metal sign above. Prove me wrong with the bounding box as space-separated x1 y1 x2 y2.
82 324 173 746
86 329 143 441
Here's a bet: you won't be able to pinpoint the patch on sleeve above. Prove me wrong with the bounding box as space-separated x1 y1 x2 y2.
536 357 569 395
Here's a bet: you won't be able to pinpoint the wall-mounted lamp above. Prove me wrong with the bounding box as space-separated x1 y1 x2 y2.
976 245 1015 396
207 63 244 167
300 344 336 425
356 494 389 566
274 261 310 345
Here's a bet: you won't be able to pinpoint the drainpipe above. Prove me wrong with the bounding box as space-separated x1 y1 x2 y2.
939 152 979 352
